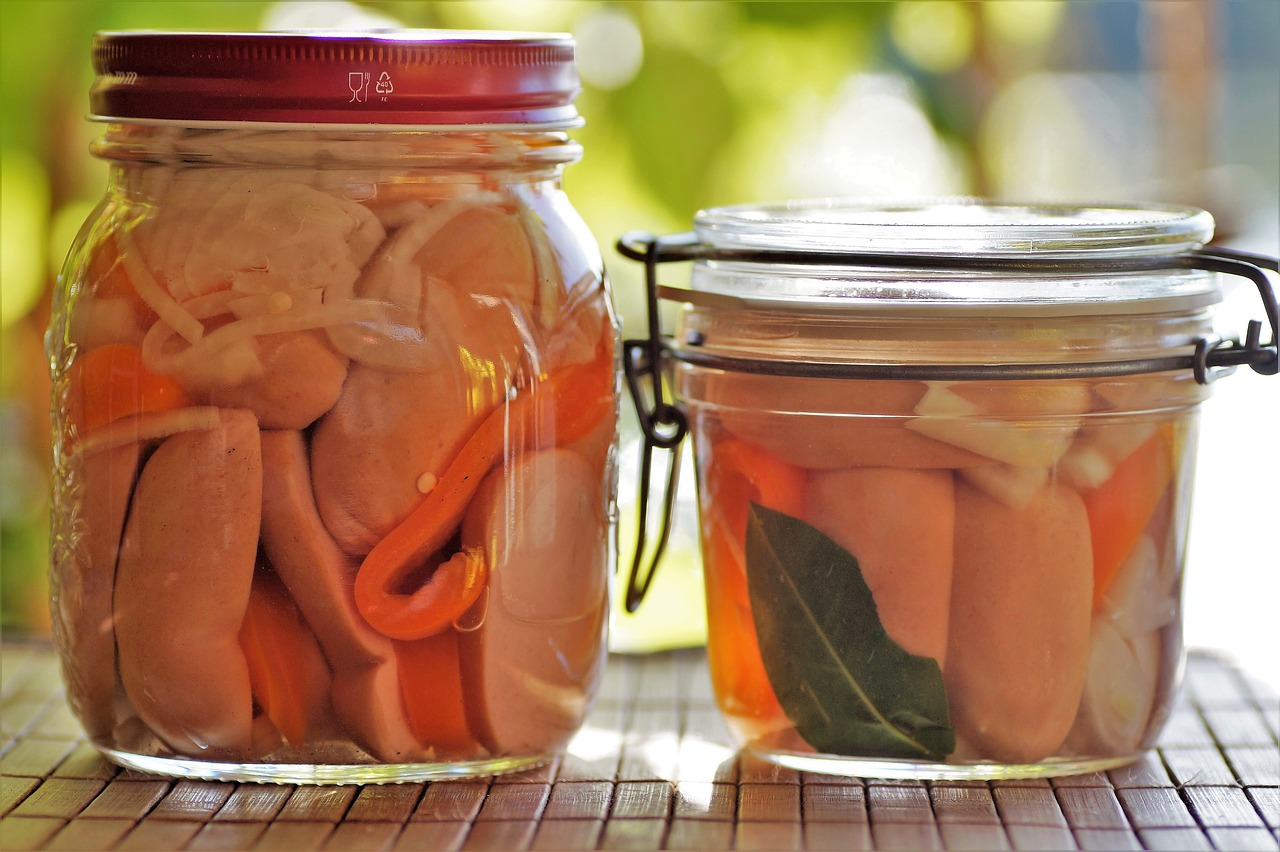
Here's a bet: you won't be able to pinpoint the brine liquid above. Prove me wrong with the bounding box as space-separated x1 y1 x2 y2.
688 373 1196 778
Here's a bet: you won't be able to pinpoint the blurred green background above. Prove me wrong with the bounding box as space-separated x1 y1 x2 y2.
2 1 1276 670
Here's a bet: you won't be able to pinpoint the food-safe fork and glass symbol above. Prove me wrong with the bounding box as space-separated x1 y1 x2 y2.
347 71 369 103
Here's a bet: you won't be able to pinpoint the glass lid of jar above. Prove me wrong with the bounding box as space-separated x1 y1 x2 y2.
680 199 1222 317
616 199 1276 385
693 198 1215 259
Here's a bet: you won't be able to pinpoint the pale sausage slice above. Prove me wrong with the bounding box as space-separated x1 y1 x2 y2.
115 409 261 757
205 331 348 430
412 204 537 307
806 467 954 667
312 283 525 557
259 429 423 761
59 441 141 740
697 374 988 470
311 361 482 557
945 480 1093 763
458 448 608 755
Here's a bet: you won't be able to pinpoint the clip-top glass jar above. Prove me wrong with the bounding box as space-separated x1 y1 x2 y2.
619 199 1277 780
47 31 617 784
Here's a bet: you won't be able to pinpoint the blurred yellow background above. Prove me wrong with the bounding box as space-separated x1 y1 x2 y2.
2 1 1276 675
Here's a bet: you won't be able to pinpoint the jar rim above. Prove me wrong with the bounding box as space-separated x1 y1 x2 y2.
676 267 1221 319
90 29 582 129
693 198 1215 259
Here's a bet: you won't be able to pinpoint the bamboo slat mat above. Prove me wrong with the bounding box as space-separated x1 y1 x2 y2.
2 640 1277 851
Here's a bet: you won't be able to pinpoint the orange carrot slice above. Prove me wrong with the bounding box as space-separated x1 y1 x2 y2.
239 571 330 747
699 437 807 730
1080 425 1174 609
708 437 808 540
704 519 787 730
361 548 488 642
395 630 475 755
70 343 189 434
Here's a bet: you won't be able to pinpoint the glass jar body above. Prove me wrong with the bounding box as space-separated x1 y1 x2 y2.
48 124 617 783
676 302 1211 780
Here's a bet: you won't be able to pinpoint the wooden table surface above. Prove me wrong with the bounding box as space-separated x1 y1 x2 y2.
2 640 1277 851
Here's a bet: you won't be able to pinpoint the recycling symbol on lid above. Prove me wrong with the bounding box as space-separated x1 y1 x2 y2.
375 72 394 95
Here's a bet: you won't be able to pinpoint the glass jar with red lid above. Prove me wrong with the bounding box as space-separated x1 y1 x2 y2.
47 30 617 784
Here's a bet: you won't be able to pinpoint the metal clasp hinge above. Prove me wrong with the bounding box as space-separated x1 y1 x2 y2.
1185 248 1279 383
619 232 689 613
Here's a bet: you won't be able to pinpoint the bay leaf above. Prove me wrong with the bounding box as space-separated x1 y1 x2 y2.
744 502 955 760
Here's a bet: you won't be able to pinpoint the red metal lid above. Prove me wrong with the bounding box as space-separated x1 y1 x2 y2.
90 30 581 128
